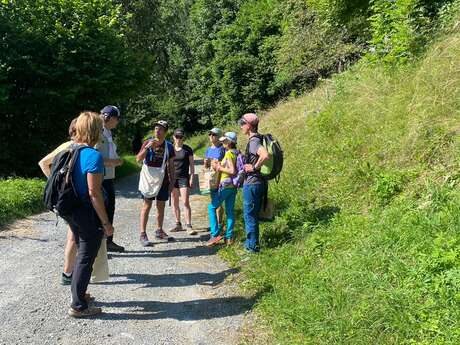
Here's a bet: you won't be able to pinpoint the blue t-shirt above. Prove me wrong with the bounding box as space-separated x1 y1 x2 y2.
73 147 105 198
205 146 225 161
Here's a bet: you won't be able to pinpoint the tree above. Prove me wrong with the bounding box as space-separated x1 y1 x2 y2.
0 0 149 176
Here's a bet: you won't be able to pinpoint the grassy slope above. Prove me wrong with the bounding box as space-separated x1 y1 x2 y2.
0 154 140 228
213 20 460 345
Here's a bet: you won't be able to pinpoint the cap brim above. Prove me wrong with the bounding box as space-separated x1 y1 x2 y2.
154 123 167 129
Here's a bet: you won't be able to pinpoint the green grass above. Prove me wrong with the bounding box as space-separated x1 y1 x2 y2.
186 132 209 158
0 154 140 229
116 154 141 179
0 178 46 227
210 14 460 345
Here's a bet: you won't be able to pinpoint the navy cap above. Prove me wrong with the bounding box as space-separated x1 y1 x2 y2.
101 105 121 118
174 128 185 137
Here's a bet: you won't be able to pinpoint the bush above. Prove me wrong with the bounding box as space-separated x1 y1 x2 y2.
0 0 149 177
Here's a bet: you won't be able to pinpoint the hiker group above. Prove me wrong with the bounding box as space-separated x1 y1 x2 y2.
39 107 282 318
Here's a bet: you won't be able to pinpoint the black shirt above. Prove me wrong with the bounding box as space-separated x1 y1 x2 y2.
173 144 193 179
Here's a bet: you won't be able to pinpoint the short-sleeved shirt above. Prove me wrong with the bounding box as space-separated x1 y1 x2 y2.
173 144 193 179
73 147 105 199
140 139 175 183
95 127 119 180
205 145 225 161
244 135 263 185
220 150 237 188
41 141 73 174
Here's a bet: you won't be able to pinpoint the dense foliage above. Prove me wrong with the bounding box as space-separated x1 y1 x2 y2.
0 0 150 176
215 9 460 343
1 0 456 177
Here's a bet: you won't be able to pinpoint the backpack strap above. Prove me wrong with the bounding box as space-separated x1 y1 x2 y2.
160 141 170 170
65 144 89 184
245 134 264 178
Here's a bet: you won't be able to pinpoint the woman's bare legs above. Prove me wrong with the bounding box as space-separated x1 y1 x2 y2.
63 227 77 274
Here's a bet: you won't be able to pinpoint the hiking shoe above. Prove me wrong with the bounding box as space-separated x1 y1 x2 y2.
170 222 184 232
61 273 72 285
140 232 153 247
84 293 95 303
107 241 125 252
186 224 197 235
206 235 223 247
68 306 102 318
155 229 174 241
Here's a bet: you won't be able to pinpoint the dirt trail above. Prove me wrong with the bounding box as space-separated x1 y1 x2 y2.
0 160 251 345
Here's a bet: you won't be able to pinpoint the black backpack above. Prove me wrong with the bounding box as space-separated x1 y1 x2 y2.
43 144 85 220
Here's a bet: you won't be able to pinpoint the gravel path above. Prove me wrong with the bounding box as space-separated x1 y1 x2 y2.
0 161 250 345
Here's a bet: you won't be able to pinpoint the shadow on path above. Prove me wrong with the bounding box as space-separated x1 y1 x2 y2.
99 268 239 288
109 245 217 259
97 295 254 321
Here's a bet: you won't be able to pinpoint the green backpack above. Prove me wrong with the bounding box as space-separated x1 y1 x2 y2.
247 134 284 182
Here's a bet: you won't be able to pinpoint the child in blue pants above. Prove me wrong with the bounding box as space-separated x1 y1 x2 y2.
206 132 239 246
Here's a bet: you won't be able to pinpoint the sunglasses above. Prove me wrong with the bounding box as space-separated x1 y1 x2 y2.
175 135 184 139
209 133 217 137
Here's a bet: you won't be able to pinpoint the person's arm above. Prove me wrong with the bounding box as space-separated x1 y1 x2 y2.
136 141 153 163
244 140 269 173
189 153 195 188
103 158 123 167
253 146 269 170
168 156 175 191
215 154 236 175
38 153 55 177
87 172 114 236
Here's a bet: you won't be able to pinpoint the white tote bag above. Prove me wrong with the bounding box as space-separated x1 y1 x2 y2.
91 238 109 283
138 144 169 198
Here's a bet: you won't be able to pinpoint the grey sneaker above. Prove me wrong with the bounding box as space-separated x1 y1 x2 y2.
170 222 183 232
68 306 102 318
140 232 153 247
155 229 174 241
186 224 197 235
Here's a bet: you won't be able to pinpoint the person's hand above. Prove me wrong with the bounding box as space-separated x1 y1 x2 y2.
116 159 124 166
103 223 114 237
189 176 194 188
211 160 220 171
244 164 254 173
145 139 157 150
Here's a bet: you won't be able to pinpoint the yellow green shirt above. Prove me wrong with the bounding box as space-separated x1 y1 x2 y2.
220 150 237 187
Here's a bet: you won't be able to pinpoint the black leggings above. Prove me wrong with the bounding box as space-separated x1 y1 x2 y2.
68 204 103 311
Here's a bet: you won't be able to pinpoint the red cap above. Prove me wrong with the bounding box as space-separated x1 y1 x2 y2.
241 113 259 126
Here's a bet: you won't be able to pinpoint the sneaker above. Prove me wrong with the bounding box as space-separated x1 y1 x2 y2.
155 229 174 241
107 241 125 252
140 232 153 247
68 306 102 318
186 224 197 235
84 293 95 303
61 272 72 285
206 235 223 247
170 222 184 232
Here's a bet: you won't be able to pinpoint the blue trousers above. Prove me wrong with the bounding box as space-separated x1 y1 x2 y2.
243 183 264 252
208 188 237 239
